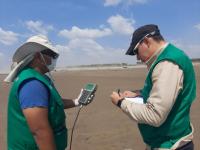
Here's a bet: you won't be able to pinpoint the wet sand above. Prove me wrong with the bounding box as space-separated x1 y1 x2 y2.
1 65 200 150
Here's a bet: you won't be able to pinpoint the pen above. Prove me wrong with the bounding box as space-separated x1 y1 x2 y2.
117 89 120 96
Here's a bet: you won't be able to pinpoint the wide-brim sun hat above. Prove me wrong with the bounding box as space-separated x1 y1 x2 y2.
13 34 59 63
4 35 59 83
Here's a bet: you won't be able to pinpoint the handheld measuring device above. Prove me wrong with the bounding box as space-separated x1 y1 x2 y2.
78 83 97 105
70 83 97 150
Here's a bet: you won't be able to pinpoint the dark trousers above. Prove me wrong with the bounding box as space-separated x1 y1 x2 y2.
176 141 194 150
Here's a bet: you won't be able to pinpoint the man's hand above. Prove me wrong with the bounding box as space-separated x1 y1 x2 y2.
62 89 84 109
110 91 124 105
122 91 138 97
73 89 83 106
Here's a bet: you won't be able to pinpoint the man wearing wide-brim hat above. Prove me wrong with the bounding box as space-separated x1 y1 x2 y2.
110 24 196 150
5 35 83 150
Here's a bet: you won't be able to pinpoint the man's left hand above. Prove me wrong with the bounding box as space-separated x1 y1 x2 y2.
110 91 124 105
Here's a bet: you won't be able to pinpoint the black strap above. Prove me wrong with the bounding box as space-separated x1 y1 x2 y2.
176 141 194 150
117 98 124 108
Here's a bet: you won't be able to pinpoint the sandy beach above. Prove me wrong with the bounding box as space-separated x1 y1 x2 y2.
1 65 200 150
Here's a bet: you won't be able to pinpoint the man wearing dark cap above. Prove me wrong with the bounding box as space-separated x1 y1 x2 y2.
110 24 196 150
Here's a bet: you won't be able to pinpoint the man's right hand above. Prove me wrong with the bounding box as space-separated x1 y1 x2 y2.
122 91 138 97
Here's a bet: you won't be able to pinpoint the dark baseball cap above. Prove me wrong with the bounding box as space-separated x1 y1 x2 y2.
126 24 160 55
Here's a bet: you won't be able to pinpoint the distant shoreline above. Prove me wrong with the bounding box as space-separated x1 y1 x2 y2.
0 64 146 75
55 64 146 72
1 62 199 75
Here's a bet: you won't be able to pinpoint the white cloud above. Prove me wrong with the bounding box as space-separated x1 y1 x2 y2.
0 52 4 66
55 39 105 67
185 44 200 58
0 52 4 61
194 24 200 31
170 39 200 58
58 26 112 39
129 0 147 4
56 15 137 67
68 38 105 56
0 52 12 73
104 0 121 6
104 0 147 6
55 38 134 67
0 27 18 45
25 20 54 35
57 38 106 57
107 14 135 35
56 44 70 53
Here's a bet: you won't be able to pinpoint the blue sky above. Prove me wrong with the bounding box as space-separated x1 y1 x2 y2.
0 0 200 72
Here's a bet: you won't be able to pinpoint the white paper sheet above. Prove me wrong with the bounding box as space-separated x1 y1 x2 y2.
125 96 144 104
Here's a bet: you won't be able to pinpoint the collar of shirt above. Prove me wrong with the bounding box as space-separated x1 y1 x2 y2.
145 43 169 70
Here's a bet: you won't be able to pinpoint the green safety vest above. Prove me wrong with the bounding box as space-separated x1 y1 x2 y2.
7 68 68 150
139 44 196 149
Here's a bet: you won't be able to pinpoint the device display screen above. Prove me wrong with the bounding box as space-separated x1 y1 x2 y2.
85 84 95 91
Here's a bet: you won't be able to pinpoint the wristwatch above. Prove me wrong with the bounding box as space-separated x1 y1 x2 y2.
117 98 124 108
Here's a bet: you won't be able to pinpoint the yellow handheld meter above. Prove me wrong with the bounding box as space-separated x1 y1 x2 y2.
78 83 97 105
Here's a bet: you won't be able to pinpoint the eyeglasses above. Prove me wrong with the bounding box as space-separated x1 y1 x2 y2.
41 49 59 59
133 31 157 55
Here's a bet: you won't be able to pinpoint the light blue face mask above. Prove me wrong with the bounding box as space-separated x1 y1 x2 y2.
40 52 58 72
47 57 57 71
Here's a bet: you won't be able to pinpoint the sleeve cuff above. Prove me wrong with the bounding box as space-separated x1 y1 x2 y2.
120 99 126 109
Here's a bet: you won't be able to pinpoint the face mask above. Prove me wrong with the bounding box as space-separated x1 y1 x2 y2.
47 57 57 71
40 52 57 72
